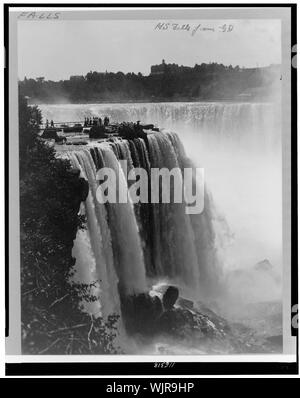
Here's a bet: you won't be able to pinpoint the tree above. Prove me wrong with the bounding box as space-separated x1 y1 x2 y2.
19 94 120 354
18 63 279 103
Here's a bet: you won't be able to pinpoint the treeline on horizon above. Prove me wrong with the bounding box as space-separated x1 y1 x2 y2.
19 62 280 104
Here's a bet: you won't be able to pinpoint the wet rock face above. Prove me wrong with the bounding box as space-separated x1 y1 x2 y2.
120 293 163 335
120 285 180 335
177 296 194 310
66 169 89 243
120 287 223 341
118 283 282 353
67 168 89 214
89 125 107 139
78 177 89 202
66 141 88 146
162 286 179 310
155 304 224 340
117 123 148 140
120 284 231 345
156 308 197 338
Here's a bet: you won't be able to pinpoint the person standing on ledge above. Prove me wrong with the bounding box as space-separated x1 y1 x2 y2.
104 116 109 126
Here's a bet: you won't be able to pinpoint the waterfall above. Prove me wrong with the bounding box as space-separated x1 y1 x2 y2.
96 143 147 296
40 101 280 150
46 100 281 317
66 149 120 319
60 130 223 320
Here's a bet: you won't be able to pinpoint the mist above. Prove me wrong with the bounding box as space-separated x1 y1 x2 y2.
40 95 282 308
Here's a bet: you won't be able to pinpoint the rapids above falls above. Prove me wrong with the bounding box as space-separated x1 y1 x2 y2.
40 101 281 149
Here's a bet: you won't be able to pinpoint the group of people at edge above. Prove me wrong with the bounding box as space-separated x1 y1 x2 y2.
84 116 110 127
45 116 110 128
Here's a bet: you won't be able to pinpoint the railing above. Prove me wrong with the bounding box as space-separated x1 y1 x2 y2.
40 121 85 128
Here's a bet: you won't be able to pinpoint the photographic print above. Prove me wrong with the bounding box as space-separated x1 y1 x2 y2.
5 5 297 372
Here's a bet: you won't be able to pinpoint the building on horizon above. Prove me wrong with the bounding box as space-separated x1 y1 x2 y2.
150 59 193 75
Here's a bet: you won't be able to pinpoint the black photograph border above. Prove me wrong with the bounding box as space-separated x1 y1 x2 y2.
4 2 298 377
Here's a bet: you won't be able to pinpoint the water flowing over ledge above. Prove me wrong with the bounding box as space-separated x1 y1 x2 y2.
58 130 223 321
40 101 281 149
39 99 282 353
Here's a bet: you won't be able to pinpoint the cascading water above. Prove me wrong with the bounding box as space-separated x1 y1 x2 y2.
65 149 120 319
41 100 282 352
46 99 281 287
59 130 222 323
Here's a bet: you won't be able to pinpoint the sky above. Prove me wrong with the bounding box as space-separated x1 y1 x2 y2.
18 19 281 81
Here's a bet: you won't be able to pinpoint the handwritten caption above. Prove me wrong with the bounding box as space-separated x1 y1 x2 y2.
155 22 234 36
18 12 61 20
154 362 175 368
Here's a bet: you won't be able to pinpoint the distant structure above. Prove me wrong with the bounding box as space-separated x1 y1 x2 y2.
150 59 167 75
150 59 192 75
70 75 85 81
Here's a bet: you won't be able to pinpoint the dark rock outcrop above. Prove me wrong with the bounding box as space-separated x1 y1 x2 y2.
254 259 273 271
89 125 107 138
162 286 179 310
66 168 89 241
41 127 59 139
120 284 227 343
155 307 221 340
117 123 148 140
78 178 89 202
120 292 163 335
177 297 194 310
68 168 89 203
66 141 88 146
119 284 280 353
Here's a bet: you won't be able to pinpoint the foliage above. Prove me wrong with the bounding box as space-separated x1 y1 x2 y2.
18 62 279 104
19 94 42 177
19 95 120 354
